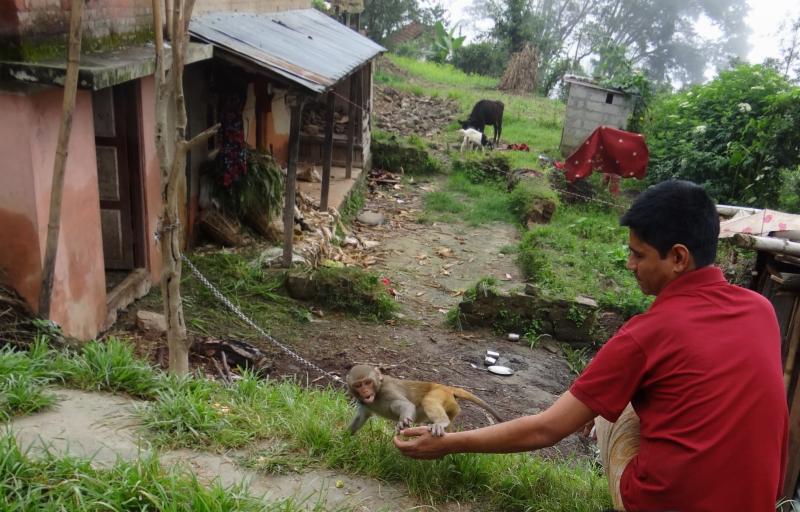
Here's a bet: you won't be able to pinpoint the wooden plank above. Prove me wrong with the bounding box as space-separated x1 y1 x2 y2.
320 92 335 211
345 69 357 179
283 95 303 267
785 365 800 499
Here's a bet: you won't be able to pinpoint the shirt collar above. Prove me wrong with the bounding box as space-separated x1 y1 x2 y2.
652 266 727 307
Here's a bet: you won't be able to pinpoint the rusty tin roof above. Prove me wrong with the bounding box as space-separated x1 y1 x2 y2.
189 9 385 93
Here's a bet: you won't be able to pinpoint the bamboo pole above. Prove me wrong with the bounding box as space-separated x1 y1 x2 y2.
716 204 762 217
732 233 800 257
38 0 85 319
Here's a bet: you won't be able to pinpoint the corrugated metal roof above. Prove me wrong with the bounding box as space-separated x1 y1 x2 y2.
189 9 385 93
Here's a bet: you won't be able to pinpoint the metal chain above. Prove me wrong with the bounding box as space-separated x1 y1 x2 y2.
181 255 345 387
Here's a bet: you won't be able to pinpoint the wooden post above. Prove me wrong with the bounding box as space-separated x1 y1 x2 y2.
153 0 219 374
785 367 800 498
39 0 84 319
345 71 357 179
320 91 335 211
283 93 303 267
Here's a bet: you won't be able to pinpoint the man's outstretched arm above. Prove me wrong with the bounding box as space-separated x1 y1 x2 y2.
393 391 596 459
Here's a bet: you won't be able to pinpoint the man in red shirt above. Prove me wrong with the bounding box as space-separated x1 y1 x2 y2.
394 180 789 511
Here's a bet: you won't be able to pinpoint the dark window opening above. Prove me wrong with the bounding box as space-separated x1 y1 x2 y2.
605 93 614 104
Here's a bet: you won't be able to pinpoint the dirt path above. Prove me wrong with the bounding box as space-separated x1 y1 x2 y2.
10 82 592 510
279 173 589 457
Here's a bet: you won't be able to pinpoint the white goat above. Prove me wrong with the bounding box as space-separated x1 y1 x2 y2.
459 128 486 153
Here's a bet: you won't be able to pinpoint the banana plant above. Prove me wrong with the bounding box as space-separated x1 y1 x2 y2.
432 20 465 62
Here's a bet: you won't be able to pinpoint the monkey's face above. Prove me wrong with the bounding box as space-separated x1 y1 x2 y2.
352 378 377 404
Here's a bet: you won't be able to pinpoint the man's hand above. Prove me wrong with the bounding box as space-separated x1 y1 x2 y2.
393 426 450 459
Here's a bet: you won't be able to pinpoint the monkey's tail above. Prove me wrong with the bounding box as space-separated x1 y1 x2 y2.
451 387 504 423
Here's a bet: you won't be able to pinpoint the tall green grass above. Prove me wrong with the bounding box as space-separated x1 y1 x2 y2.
1 339 610 510
0 431 344 511
139 371 611 511
385 53 566 159
518 202 652 317
388 55 498 90
421 172 516 226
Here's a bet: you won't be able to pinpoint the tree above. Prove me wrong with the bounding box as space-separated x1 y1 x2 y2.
779 15 800 82
473 0 750 92
362 0 446 43
363 0 420 42
152 0 219 374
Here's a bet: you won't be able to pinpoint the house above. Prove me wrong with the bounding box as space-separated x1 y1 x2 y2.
559 75 637 157
0 0 382 340
719 204 800 501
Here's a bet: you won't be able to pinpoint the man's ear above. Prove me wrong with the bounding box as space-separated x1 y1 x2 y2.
670 244 694 273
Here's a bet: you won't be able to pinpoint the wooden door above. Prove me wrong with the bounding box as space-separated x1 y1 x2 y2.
93 83 135 270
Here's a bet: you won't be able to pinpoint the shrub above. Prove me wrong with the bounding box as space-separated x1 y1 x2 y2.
645 64 800 206
452 42 509 78
372 131 442 175
451 152 512 185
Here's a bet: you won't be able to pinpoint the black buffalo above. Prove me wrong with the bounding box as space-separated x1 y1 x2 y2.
460 100 504 145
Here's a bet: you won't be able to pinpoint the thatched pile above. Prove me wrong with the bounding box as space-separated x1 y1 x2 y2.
0 282 38 347
499 45 540 93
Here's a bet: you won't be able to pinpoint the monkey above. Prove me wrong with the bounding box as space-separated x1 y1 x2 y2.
345 364 503 437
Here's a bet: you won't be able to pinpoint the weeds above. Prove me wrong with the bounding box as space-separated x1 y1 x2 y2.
561 344 592 376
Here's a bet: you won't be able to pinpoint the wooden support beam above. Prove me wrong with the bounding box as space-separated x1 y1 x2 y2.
785 365 800 499
345 71 358 179
283 94 303 267
320 91 335 211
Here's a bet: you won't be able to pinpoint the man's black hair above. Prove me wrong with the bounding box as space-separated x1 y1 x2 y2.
620 180 719 267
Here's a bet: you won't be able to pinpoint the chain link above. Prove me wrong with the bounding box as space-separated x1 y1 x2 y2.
181 255 345 387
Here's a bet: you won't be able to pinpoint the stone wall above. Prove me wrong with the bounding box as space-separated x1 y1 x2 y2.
559 82 635 157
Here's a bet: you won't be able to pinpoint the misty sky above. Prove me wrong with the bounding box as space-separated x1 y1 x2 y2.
438 0 799 65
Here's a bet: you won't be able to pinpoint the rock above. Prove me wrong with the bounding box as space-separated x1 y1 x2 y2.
575 295 598 307
457 290 600 346
136 310 166 334
357 211 385 226
298 164 321 183
254 247 306 268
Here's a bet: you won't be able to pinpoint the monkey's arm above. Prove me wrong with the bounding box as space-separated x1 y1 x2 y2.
393 391 595 459
348 405 373 434
388 398 417 432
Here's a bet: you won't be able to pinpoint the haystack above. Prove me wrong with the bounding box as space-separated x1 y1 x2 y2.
499 45 540 93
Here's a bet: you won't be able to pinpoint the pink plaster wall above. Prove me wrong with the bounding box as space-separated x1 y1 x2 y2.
138 75 163 283
0 86 107 339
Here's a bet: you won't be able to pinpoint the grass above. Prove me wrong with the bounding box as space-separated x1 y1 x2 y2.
137 371 611 511
0 341 611 511
384 54 565 159
138 251 311 343
518 202 652 318
0 431 348 511
420 171 516 226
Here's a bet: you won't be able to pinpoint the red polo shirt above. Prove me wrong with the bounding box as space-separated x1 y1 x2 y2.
571 266 788 511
